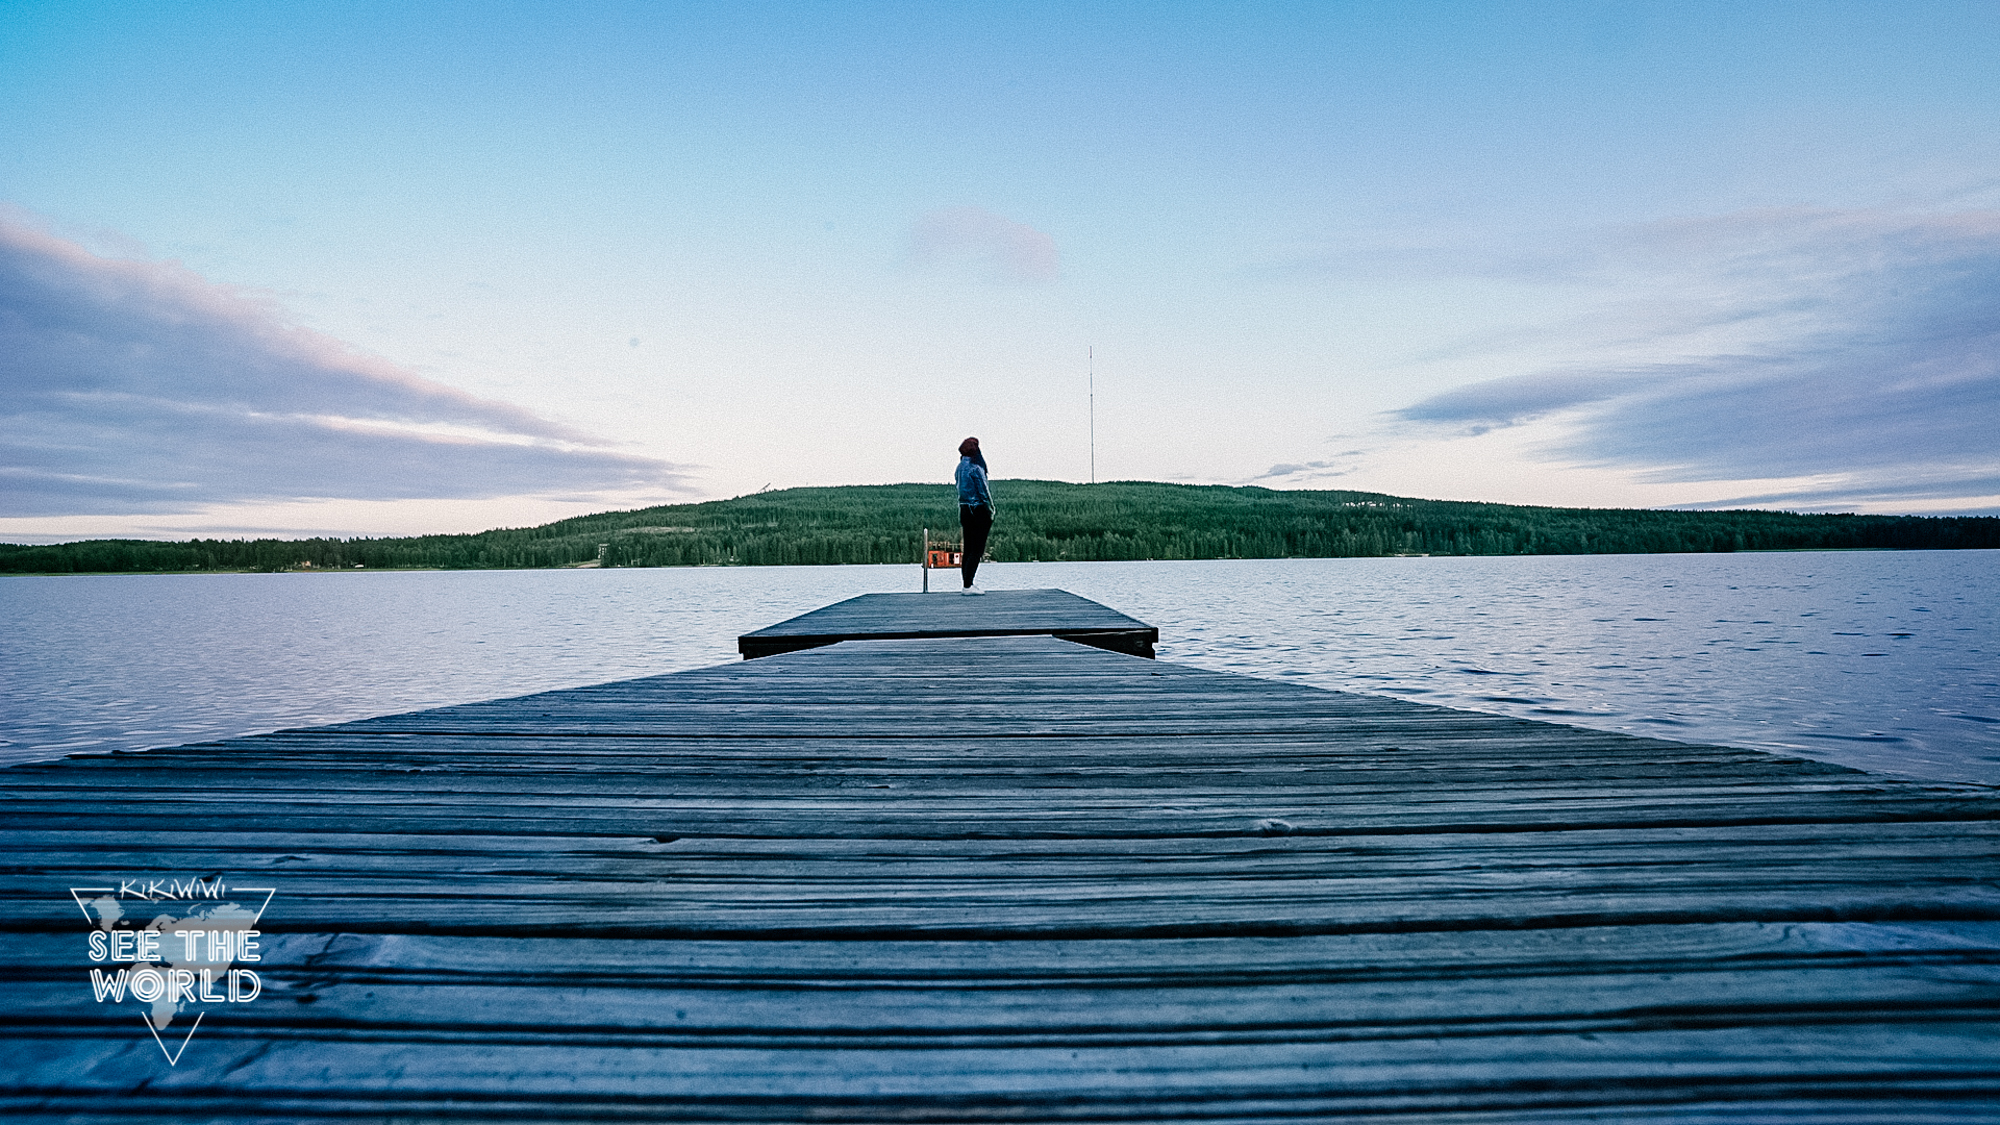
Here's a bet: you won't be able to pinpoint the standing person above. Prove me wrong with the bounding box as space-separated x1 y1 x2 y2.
955 437 993 593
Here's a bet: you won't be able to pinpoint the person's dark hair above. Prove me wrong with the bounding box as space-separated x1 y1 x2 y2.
958 437 980 457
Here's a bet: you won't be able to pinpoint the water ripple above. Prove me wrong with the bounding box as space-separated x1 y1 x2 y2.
4 551 1997 786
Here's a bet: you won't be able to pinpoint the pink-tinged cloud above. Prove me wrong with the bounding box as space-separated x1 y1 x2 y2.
0 215 693 517
907 206 1060 284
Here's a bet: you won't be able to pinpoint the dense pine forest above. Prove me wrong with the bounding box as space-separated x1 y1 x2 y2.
4 481 1996 574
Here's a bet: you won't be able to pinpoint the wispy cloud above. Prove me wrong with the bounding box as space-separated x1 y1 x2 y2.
1395 373 1627 433
0 215 693 517
906 206 1060 284
1391 208 2000 510
1246 452 1368 486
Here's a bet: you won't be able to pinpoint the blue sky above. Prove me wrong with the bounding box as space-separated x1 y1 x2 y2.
4 1 1998 540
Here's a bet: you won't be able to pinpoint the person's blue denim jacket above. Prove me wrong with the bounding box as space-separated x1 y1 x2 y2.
956 455 992 508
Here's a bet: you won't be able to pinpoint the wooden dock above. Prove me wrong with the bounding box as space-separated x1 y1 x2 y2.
738 587 1158 659
5 592 2000 1121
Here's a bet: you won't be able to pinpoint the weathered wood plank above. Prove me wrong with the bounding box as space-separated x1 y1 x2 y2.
5 627 1998 1121
737 588 1158 657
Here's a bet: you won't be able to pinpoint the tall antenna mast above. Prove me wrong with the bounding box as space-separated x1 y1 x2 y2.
1088 346 1096 485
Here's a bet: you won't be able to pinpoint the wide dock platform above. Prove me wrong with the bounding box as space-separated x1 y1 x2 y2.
738 587 1158 658
5 592 2000 1121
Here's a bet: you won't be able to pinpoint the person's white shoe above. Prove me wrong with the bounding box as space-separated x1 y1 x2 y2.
961 584 984 595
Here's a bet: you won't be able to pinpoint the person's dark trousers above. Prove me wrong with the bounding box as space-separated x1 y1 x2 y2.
959 504 993 587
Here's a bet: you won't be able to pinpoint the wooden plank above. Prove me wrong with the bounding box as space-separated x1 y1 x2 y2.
737 588 1158 657
4 629 1998 1121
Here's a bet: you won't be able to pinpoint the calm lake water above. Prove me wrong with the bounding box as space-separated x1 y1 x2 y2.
3 551 1996 786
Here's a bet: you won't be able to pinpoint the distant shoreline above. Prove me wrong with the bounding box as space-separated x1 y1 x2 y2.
5 481 1996 574
0 544 1954 578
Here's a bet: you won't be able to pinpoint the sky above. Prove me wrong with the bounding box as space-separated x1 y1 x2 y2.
3 0 1998 542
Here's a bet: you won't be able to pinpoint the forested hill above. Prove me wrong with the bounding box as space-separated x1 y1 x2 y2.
4 481 1997 574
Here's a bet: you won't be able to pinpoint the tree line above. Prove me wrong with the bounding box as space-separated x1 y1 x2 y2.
5 481 1996 574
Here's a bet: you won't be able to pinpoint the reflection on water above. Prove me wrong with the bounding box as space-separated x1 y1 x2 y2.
3 551 1996 785
0 566 902 767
